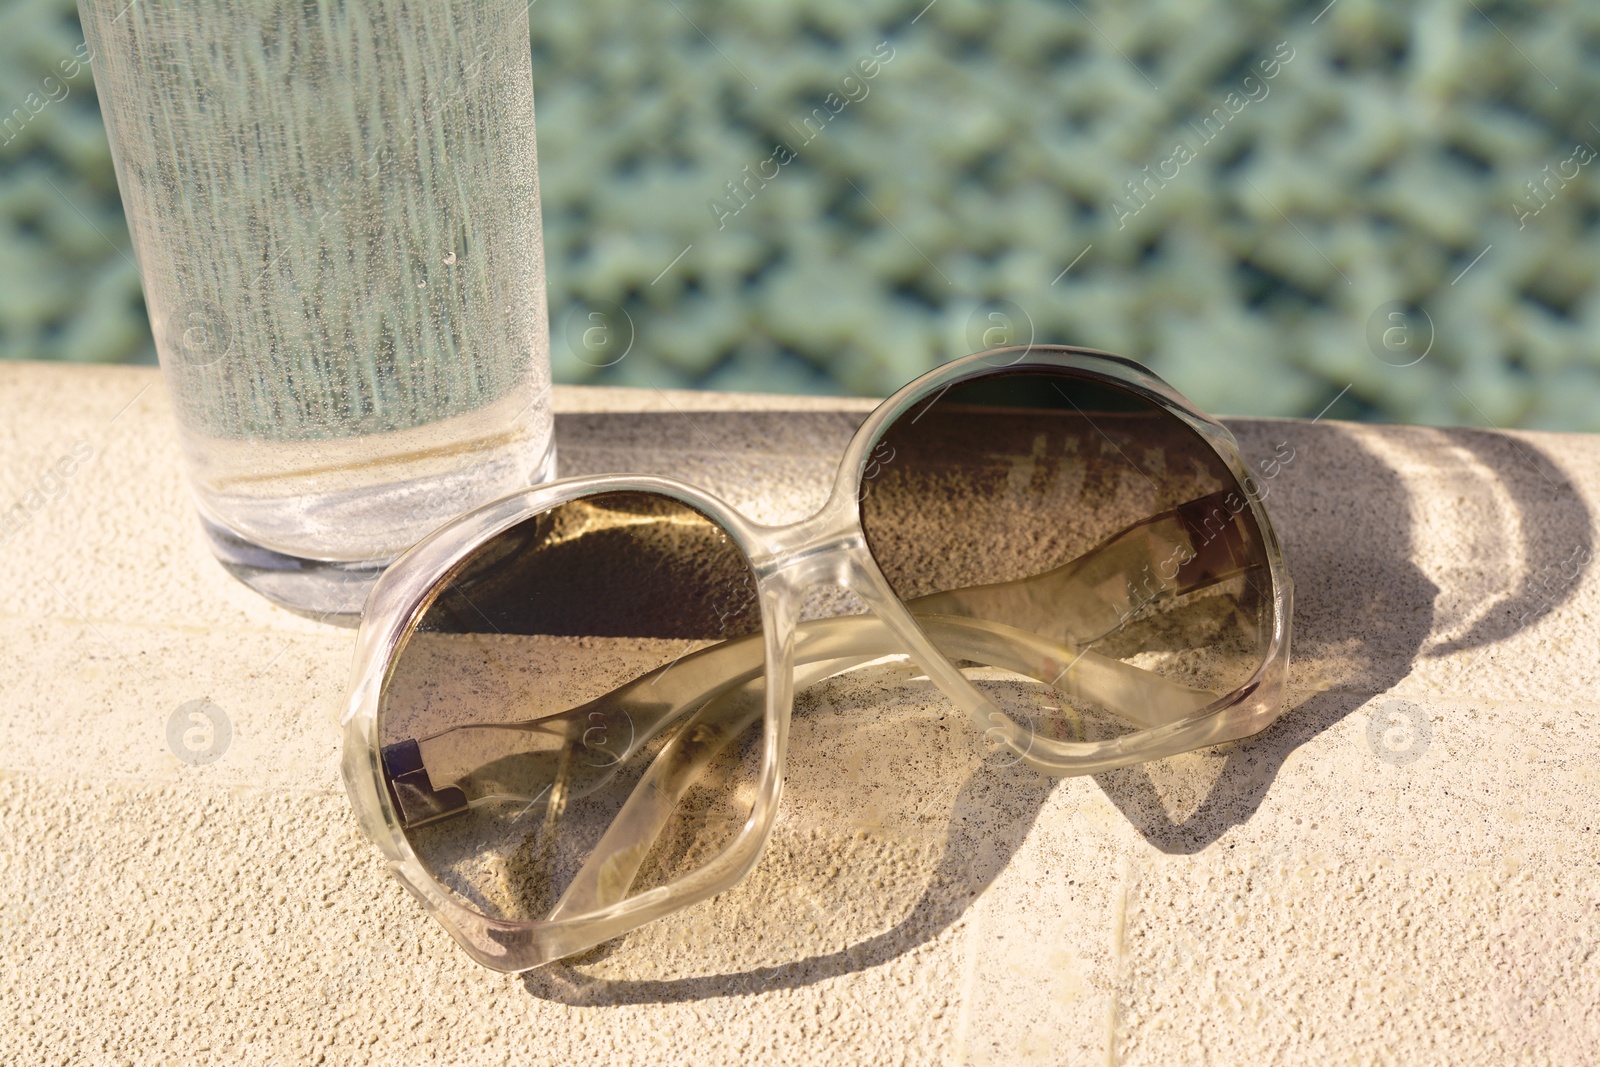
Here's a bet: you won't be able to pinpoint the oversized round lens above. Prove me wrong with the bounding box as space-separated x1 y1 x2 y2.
377 491 768 925
859 369 1274 747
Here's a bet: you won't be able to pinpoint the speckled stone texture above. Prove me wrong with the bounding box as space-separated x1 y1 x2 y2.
1 361 1597 1065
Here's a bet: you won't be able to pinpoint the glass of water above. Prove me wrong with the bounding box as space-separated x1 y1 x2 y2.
80 0 556 615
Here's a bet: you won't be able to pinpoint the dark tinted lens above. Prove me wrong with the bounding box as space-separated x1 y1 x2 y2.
860 370 1272 741
379 491 767 923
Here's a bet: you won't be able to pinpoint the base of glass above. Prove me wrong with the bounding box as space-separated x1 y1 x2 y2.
201 517 388 621
201 441 560 620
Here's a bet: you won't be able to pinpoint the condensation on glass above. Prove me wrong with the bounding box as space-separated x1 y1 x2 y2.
80 0 555 599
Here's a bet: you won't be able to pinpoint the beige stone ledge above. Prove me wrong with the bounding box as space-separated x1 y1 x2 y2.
1 361 1596 1065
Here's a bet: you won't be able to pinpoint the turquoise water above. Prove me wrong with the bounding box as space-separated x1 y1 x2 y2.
3 0 1598 429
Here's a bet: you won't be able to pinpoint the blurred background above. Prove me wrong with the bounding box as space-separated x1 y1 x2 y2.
3 0 1598 427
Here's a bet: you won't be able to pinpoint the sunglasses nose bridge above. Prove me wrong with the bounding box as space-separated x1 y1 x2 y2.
750 517 1003 732
746 493 870 587
750 528 868 589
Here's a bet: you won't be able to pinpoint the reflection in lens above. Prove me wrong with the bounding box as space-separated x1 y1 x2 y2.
378 491 766 924
860 370 1274 745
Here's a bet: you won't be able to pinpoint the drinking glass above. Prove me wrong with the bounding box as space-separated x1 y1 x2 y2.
80 0 556 614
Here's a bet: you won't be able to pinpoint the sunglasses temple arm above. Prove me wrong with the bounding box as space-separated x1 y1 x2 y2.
544 650 882 921
906 490 1257 646
545 613 1219 920
387 492 1245 825
390 606 1216 830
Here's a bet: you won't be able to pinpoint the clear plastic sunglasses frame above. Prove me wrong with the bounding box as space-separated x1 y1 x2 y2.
341 345 1294 971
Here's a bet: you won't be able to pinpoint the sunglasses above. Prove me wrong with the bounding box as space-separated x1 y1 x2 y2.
340 345 1293 972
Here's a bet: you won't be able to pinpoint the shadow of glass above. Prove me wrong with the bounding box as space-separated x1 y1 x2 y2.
554 409 864 524
1424 428 1592 659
